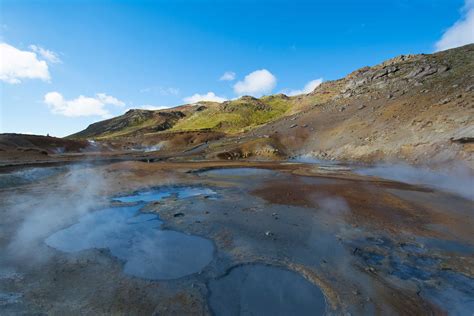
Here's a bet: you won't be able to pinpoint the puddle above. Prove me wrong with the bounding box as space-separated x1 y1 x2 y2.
0 292 23 305
208 264 326 316
46 187 215 280
417 237 474 255
199 168 276 178
424 271 474 315
351 237 474 313
389 255 435 281
291 156 353 169
0 268 22 281
113 186 216 203
0 167 65 189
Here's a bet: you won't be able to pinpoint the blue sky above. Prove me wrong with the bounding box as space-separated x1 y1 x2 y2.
1 0 473 137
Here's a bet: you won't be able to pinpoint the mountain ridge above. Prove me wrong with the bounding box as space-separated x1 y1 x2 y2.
2 44 473 167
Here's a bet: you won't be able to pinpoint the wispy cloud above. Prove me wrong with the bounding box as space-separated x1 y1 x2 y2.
233 69 276 96
285 78 323 96
139 86 180 96
28 44 62 63
435 0 474 51
183 92 227 103
44 92 125 118
96 93 125 107
219 71 236 81
0 42 50 84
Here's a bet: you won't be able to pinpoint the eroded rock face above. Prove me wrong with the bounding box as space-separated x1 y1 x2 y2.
342 52 452 97
242 44 474 166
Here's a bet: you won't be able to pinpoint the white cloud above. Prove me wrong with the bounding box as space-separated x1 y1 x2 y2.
0 42 50 84
28 45 61 63
286 78 323 96
435 0 474 51
44 92 125 118
233 69 276 96
219 71 236 81
183 92 227 103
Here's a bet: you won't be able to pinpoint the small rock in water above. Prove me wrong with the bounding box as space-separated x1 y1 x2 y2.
173 212 185 217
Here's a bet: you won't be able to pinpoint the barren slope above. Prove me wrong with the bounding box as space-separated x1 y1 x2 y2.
204 44 474 165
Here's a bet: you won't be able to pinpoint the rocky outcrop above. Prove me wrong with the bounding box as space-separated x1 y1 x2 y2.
69 109 186 139
228 44 474 166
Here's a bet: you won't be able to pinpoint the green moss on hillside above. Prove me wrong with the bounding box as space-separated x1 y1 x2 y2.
171 95 292 134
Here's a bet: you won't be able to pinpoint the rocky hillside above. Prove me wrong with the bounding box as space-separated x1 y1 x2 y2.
223 44 474 164
69 44 474 166
0 133 94 165
70 95 298 139
68 106 190 139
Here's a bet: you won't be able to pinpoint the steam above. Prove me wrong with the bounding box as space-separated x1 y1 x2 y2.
129 143 164 152
291 155 339 165
307 196 353 263
355 163 474 200
3 165 109 265
143 144 163 152
305 195 378 302
292 155 473 200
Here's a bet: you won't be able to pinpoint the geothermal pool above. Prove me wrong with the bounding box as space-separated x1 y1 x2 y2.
46 187 216 280
208 264 326 316
1 161 473 315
